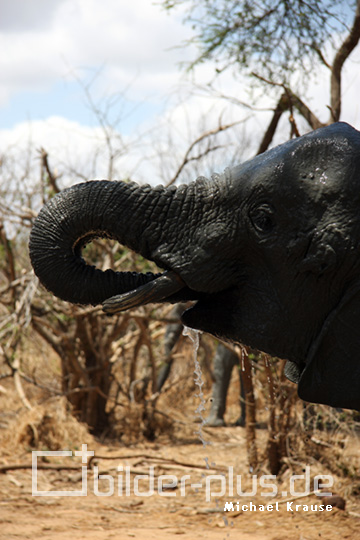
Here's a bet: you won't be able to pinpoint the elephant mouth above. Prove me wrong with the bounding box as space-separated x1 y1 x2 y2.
102 270 188 313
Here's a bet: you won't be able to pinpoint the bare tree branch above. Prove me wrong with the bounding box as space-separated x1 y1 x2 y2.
256 93 289 155
311 43 331 70
330 0 360 122
0 221 16 305
39 148 61 198
0 346 32 410
285 90 324 131
256 86 324 154
165 120 244 187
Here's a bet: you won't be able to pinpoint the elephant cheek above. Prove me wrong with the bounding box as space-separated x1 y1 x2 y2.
298 284 360 411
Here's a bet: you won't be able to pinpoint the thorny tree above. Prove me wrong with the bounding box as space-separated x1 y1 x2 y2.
163 0 360 151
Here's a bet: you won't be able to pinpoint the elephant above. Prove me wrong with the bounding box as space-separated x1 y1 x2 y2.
156 303 186 392
207 343 246 427
29 121 360 411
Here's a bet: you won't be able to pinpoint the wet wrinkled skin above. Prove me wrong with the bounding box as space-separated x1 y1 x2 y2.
29 122 360 410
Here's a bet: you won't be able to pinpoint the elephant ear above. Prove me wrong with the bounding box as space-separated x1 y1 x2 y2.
298 284 360 411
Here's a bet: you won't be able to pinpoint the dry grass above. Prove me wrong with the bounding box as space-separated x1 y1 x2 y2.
0 395 93 455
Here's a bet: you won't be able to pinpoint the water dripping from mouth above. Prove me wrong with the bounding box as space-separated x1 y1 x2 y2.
182 325 211 450
183 326 232 536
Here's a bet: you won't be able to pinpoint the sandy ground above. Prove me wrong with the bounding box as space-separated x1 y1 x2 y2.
1 421 359 540
0 340 359 540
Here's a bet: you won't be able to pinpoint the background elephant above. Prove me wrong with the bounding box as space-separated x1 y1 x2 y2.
29 122 360 411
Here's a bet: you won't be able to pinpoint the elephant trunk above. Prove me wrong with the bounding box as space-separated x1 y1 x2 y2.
29 180 189 306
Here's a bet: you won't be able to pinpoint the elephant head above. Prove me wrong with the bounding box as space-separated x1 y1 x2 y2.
29 122 360 411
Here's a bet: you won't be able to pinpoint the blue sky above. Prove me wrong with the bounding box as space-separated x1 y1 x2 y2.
0 0 207 186
0 0 194 132
0 77 163 132
1 0 360 188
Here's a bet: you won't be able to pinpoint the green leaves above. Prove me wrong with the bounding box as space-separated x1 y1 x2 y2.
162 0 352 90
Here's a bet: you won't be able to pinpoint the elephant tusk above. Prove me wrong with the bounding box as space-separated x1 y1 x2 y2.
284 360 303 384
102 271 186 313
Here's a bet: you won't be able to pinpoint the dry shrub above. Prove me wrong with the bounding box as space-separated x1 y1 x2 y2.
281 404 360 486
0 396 93 454
107 332 213 444
110 402 174 445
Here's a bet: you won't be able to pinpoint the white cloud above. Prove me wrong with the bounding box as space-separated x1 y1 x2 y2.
0 0 359 203
0 117 108 187
0 0 193 107
0 0 65 32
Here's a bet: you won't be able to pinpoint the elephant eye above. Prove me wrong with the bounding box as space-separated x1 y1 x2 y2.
249 205 275 234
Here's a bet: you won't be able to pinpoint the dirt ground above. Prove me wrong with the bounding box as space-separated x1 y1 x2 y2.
1 388 359 540
0 335 359 540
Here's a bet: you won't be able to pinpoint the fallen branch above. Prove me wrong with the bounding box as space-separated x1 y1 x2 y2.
0 463 82 473
88 452 226 472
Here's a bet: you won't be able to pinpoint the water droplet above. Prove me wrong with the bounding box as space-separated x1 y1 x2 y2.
183 325 211 451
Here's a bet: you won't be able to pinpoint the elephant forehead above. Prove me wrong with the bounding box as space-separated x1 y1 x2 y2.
283 140 357 192
229 122 360 201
